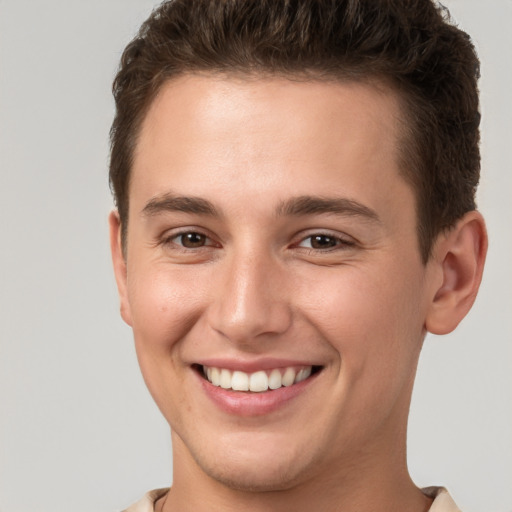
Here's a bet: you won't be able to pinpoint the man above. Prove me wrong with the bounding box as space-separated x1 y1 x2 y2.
108 1 487 511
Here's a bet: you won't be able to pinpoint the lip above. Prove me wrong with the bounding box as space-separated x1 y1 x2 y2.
195 357 321 373
194 361 322 417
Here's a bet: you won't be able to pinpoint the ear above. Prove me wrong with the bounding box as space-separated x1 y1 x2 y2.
109 210 133 326
425 211 487 335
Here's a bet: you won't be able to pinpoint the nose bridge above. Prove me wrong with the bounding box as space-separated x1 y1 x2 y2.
208 242 291 343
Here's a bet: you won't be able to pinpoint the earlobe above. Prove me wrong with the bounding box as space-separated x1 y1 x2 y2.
425 211 487 335
108 210 133 326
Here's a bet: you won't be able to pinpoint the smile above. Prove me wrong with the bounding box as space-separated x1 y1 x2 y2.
201 365 317 392
195 362 323 416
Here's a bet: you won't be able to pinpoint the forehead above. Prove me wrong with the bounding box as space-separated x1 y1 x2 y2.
131 74 409 214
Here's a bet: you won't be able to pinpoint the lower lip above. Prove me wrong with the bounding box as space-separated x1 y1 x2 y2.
197 370 320 417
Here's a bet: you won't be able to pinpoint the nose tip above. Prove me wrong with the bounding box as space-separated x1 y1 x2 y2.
207 254 292 344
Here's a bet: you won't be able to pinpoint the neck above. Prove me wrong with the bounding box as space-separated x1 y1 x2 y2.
159 427 431 512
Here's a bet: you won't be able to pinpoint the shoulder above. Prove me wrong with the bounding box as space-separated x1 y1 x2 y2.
123 486 460 512
122 488 169 512
423 487 462 512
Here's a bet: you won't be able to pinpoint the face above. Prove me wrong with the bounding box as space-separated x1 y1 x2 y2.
111 75 441 491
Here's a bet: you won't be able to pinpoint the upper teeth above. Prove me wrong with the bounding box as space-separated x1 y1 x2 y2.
203 366 312 392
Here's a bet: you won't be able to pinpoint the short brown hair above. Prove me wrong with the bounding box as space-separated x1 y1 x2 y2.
109 0 481 262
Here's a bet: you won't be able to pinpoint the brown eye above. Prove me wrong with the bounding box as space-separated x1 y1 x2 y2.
179 232 207 248
309 235 338 249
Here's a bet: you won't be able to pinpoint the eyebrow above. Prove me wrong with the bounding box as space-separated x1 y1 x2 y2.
142 193 219 217
141 192 380 223
276 195 380 223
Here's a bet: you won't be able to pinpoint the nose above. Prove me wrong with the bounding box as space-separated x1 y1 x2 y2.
207 248 292 345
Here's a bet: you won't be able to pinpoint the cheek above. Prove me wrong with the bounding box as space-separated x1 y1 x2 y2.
126 264 207 354
125 265 208 423
298 263 426 374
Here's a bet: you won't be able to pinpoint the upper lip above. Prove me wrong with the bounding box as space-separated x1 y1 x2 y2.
194 357 323 373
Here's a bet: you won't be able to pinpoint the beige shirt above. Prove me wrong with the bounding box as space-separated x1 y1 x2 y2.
123 486 461 512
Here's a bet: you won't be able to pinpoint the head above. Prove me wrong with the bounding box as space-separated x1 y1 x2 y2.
110 0 481 263
108 0 487 500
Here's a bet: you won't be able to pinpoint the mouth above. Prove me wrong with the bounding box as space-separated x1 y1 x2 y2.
194 364 323 393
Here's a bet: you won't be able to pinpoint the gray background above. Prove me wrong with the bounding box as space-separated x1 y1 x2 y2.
0 1 510 511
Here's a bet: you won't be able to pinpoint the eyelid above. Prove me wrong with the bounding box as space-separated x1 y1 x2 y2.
160 227 221 249
157 226 356 251
293 230 357 250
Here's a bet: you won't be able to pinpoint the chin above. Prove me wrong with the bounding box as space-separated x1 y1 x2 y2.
200 459 304 493
186 431 321 493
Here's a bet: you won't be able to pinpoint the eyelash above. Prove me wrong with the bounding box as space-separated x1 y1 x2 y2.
294 232 355 252
161 230 218 251
160 229 355 253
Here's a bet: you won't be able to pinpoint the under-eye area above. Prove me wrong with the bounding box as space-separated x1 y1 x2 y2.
192 364 323 392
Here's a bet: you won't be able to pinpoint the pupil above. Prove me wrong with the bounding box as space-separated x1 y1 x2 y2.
182 233 205 247
311 235 335 249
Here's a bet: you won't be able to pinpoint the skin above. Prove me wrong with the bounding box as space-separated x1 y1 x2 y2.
110 74 487 512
